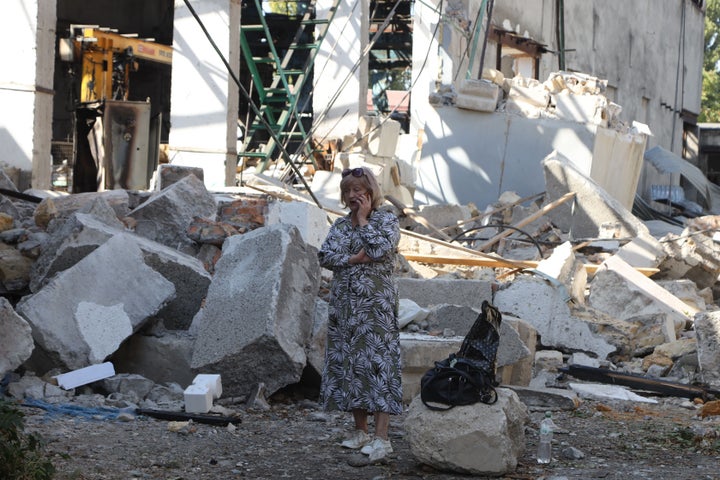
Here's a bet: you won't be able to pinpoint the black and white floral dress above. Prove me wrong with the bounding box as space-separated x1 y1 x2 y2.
318 209 403 415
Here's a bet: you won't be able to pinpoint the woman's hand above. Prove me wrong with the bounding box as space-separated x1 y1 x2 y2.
349 248 372 264
356 193 371 226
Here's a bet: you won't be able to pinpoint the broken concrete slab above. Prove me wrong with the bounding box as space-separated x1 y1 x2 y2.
534 241 587 304
155 164 204 191
305 298 328 377
587 255 697 343
33 190 130 230
30 212 211 329
615 232 666 269
191 224 321 398
494 275 617 360
497 316 537 387
128 174 217 255
16 234 175 371
568 382 658 403
404 388 528 475
0 297 34 374
542 151 650 240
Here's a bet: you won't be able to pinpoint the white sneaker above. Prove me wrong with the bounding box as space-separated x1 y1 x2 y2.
360 437 393 457
340 430 371 449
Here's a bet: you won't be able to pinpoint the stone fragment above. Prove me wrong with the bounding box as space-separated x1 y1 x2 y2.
34 190 130 229
127 174 217 254
0 242 33 292
405 388 528 475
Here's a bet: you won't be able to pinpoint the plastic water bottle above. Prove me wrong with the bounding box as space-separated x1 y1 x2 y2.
536 411 554 464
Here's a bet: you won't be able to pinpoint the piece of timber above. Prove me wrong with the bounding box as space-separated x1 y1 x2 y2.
476 192 576 252
400 253 659 277
136 408 241 426
560 364 720 400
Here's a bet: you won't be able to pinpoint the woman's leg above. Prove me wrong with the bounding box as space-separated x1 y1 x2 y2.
352 409 369 432
373 412 390 440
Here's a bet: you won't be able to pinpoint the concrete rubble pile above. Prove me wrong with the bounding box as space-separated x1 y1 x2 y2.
1 134 720 474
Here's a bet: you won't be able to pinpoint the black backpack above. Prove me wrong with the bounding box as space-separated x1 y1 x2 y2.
420 300 502 411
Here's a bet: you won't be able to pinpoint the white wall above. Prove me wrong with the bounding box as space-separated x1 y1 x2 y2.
409 0 704 206
169 0 240 189
311 0 366 139
490 0 704 154
0 0 55 189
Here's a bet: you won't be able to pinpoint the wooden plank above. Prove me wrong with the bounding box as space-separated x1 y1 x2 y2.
400 253 659 277
476 192 576 252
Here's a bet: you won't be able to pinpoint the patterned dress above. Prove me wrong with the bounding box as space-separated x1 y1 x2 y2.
318 209 403 415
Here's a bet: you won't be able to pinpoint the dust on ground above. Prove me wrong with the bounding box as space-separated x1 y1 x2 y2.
18 386 720 480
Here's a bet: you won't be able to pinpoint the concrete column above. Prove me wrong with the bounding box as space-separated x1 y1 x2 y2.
169 0 240 189
0 0 55 190
312 0 365 140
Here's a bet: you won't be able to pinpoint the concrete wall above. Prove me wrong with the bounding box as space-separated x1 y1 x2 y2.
312 0 366 139
169 0 240 189
0 0 55 189
412 107 596 208
485 0 704 153
409 0 704 207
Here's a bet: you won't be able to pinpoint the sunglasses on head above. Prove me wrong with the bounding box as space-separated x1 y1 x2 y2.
341 168 365 178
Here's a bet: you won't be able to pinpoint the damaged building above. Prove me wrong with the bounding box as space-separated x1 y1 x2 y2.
2 0 720 476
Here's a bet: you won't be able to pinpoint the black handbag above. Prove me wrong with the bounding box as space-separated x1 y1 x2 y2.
420 300 501 411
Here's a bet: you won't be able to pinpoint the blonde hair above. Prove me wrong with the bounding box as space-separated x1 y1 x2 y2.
340 167 384 210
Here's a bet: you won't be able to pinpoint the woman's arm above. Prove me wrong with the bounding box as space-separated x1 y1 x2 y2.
359 211 400 260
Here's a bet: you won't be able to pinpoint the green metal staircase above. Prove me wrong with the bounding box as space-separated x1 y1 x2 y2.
239 0 341 173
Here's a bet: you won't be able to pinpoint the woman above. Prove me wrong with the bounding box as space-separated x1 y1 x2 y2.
318 166 402 461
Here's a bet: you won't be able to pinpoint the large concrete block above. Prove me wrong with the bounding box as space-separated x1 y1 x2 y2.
128 174 217 255
588 255 698 342
266 199 329 250
368 118 401 157
494 276 616 360
541 151 649 240
30 212 211 330
191 224 321 397
16 234 175 370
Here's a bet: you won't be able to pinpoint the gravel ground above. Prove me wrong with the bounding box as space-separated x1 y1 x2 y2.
15 385 720 480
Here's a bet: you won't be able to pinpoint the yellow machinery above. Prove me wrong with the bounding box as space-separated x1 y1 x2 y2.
62 26 173 103
59 26 173 191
